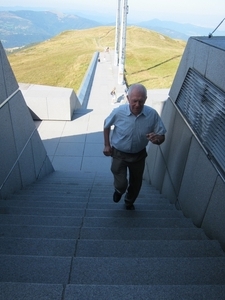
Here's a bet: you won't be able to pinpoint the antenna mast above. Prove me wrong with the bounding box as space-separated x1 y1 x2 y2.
118 0 128 84
114 0 121 66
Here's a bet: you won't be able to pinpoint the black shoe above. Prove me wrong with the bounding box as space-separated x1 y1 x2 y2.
125 203 135 210
124 194 135 210
113 190 122 203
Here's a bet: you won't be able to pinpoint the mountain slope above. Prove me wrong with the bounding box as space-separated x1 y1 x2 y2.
137 18 225 41
0 10 102 48
7 26 186 91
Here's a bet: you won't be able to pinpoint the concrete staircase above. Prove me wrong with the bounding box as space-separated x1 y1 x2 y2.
1 171 225 300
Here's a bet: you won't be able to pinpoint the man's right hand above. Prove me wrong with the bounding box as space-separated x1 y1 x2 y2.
103 145 113 156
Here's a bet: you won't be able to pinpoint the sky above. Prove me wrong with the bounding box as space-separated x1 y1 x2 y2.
0 0 224 30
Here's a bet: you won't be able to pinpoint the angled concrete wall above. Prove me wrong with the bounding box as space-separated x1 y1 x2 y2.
144 37 225 250
20 83 81 121
0 42 54 199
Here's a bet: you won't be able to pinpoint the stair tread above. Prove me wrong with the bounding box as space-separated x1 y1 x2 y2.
0 224 207 239
1 197 170 205
69 257 225 285
1 256 225 285
80 227 209 240
0 213 194 226
0 200 179 212
75 239 224 257
0 282 63 300
0 207 183 217
1 283 225 300
64 284 225 300
0 255 71 284
0 215 83 226
0 237 76 256
0 238 223 257
0 224 80 238
0 207 86 216
1 170 224 291
82 216 196 228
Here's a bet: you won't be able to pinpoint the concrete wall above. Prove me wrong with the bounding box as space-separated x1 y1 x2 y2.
19 52 100 121
77 52 99 108
0 42 54 199
20 83 81 121
144 36 225 250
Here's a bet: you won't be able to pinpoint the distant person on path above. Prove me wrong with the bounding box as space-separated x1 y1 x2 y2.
103 83 166 210
110 87 117 103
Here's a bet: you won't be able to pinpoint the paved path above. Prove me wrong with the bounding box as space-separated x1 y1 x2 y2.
37 50 169 173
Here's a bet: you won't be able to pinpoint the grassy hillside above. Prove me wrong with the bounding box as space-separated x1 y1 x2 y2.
7 26 186 91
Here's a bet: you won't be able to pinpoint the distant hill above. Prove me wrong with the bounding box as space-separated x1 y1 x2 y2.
0 10 102 48
136 19 225 41
1 10 225 49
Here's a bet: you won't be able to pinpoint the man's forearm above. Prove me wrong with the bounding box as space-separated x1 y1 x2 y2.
104 127 111 146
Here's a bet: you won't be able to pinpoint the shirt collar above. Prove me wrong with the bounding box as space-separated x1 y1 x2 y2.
126 104 147 116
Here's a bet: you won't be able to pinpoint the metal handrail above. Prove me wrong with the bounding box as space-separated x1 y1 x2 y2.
0 88 20 109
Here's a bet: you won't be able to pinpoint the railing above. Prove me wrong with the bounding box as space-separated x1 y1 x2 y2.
0 88 19 109
0 127 38 192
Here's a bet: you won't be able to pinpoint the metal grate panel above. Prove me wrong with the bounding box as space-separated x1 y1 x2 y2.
176 68 225 176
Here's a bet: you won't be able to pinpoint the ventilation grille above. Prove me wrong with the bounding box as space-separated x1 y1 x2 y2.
176 68 225 176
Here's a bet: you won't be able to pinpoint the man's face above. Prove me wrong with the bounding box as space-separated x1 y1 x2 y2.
127 90 146 116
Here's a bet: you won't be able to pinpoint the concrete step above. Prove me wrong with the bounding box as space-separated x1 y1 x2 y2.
13 179 165 199
82 216 196 228
8 195 171 209
16 184 163 192
13 189 91 198
0 216 195 233
1 282 225 300
11 189 166 202
0 206 183 218
22 181 161 192
0 237 76 256
0 224 80 239
0 207 85 216
87 202 177 210
63 284 225 300
1 238 223 257
0 255 70 284
0 215 83 226
0 283 63 300
1 224 207 240
80 226 209 240
75 239 225 258
1 199 87 208
0 197 172 207
69 257 225 285
1 171 224 299
85 209 183 218
1 256 225 285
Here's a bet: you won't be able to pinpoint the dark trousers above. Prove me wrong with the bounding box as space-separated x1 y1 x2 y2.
111 148 147 204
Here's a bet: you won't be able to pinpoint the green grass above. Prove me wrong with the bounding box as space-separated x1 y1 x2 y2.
8 26 186 91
